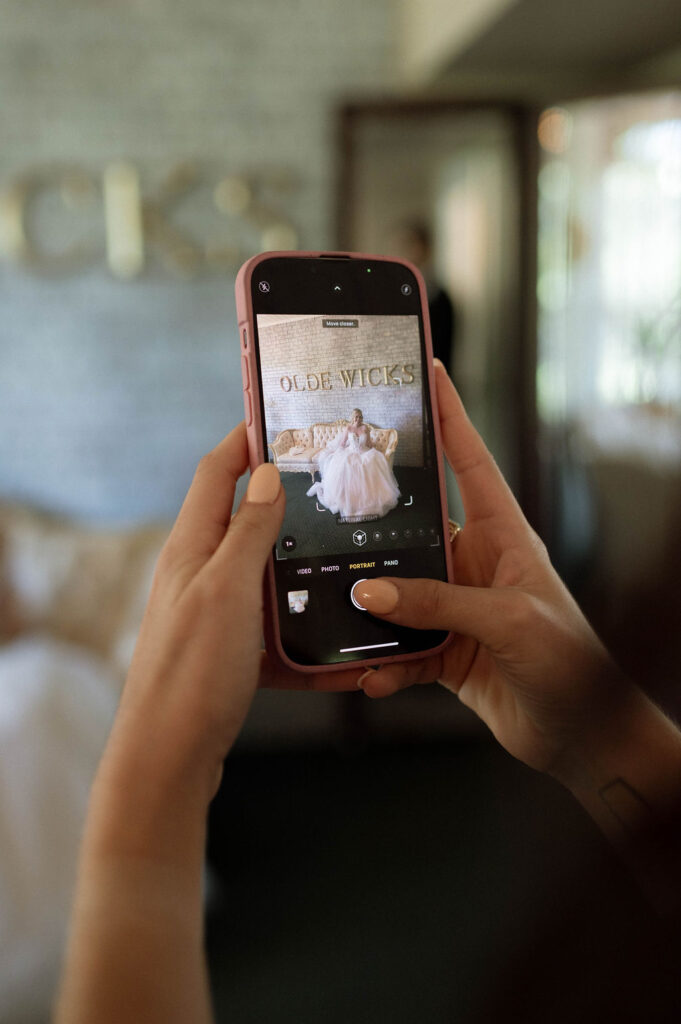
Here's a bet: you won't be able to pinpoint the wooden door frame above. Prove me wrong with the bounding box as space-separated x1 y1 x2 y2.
334 98 541 531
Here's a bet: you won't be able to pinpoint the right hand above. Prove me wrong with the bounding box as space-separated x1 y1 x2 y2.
355 362 625 781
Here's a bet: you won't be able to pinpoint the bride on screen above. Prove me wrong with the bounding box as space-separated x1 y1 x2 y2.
307 408 400 519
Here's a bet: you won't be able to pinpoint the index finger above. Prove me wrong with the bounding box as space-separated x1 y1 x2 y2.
434 361 521 524
163 421 249 570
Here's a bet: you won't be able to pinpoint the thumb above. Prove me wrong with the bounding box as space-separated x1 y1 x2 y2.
214 463 285 578
354 576 518 650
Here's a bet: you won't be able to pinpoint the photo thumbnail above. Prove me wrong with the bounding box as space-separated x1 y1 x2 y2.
287 590 309 614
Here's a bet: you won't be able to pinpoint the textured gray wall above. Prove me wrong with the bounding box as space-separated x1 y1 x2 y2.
0 0 394 524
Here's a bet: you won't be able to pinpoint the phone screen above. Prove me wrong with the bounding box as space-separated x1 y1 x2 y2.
249 256 449 667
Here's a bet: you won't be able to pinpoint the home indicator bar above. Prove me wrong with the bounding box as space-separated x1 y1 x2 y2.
339 641 400 653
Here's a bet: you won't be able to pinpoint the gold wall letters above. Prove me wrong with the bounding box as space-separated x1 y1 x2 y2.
279 365 415 392
0 162 299 278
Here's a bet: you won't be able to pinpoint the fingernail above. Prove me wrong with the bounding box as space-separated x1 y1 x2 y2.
356 667 377 689
355 579 399 615
246 463 281 504
433 357 444 369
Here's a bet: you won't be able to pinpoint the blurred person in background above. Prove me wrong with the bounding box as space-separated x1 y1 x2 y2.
387 221 458 373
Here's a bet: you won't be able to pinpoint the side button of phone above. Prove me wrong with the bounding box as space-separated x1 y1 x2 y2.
244 389 253 426
241 355 250 390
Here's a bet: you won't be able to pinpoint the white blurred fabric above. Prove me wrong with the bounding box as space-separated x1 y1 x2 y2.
0 635 118 1023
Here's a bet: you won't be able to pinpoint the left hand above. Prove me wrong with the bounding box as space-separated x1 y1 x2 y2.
56 424 357 1024
100 422 287 809
103 422 358 810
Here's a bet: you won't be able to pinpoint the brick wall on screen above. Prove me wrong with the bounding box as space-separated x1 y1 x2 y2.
258 315 423 465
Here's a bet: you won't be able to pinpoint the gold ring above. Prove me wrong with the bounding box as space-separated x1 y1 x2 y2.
448 519 462 545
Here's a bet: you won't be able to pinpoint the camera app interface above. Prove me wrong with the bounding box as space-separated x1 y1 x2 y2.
256 311 448 665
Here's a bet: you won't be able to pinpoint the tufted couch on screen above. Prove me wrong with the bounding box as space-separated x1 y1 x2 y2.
269 419 398 481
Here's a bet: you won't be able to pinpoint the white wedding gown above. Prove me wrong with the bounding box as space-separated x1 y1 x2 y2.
307 430 400 519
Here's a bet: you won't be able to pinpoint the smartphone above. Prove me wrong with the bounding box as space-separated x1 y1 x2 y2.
235 251 453 672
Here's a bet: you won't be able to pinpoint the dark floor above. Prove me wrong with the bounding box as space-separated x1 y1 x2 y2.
205 736 672 1024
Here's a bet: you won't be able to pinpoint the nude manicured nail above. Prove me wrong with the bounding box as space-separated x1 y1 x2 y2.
355 579 399 615
356 668 377 689
246 463 281 504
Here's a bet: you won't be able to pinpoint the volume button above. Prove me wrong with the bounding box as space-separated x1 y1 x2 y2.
241 327 248 350
241 354 250 391
244 388 253 426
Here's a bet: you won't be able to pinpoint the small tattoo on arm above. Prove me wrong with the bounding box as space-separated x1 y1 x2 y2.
598 778 653 833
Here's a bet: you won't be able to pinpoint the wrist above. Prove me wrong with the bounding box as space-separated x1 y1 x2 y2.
555 683 681 840
84 727 216 873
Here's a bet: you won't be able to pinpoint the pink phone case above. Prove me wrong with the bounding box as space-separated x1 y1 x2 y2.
235 250 453 673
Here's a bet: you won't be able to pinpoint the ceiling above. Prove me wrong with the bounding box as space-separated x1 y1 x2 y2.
437 0 681 98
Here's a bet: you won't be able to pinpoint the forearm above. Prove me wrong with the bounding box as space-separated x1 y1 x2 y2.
55 855 212 1024
54 433 283 1022
556 684 681 910
557 685 681 834
55 745 215 1024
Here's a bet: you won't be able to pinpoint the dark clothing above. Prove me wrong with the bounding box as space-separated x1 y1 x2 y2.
428 286 456 370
